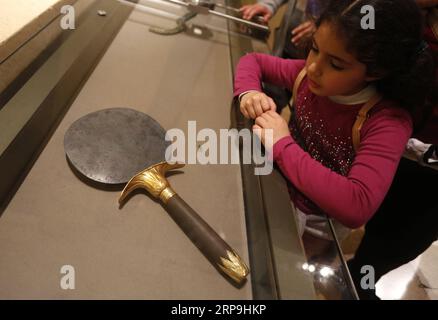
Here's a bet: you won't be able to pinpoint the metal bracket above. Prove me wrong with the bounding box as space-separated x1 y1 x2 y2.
149 10 198 35
121 0 269 34
168 0 269 31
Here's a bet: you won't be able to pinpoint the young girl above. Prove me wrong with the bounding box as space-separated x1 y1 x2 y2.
234 0 437 233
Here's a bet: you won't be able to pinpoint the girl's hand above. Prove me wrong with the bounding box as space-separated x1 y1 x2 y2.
239 4 273 22
240 91 277 119
253 111 290 149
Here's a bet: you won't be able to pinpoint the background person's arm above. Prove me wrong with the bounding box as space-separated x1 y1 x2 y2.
291 20 316 45
240 0 287 22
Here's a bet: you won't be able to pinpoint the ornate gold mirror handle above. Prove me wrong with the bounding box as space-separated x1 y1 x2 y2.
119 162 249 285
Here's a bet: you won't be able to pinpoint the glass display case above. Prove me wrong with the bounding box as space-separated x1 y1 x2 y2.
0 0 357 299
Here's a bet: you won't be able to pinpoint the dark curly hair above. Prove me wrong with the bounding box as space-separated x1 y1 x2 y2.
315 0 438 131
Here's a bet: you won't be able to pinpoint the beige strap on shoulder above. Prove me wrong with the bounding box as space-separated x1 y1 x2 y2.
280 68 307 121
351 93 383 152
291 68 308 111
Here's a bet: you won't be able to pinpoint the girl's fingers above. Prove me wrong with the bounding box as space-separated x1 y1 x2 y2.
242 93 276 119
269 110 284 122
253 97 264 117
247 104 257 119
261 110 276 120
255 115 268 127
240 106 249 119
268 97 277 111
260 96 271 112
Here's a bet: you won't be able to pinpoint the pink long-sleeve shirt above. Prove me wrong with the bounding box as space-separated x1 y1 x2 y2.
234 53 413 228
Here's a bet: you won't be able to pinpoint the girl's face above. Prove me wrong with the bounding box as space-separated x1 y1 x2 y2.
305 21 375 97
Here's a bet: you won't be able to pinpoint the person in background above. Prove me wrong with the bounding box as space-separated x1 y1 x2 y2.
240 0 322 58
347 0 438 301
240 1 277 23
241 0 437 56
